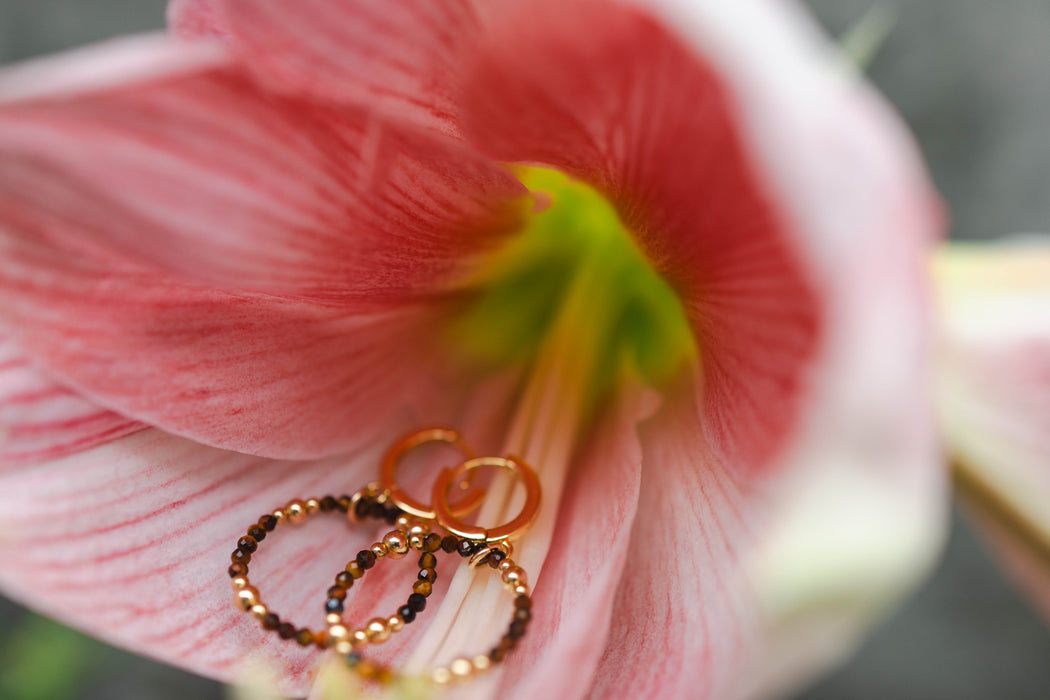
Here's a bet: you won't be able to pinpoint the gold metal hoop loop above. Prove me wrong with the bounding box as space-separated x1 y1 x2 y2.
379 428 486 520
431 456 541 543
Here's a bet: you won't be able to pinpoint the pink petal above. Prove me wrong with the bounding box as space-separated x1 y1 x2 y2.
460 0 825 473
212 0 484 134
936 240 1050 622
0 35 526 300
0 226 487 459
0 330 143 465
168 0 231 39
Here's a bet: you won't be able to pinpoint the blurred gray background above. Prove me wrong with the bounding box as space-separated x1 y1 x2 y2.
0 1 1048 699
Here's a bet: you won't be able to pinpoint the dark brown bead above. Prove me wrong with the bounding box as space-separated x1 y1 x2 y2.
335 571 354 589
407 593 426 613
314 630 328 649
514 595 532 610
440 535 459 553
418 553 438 570
497 636 516 652
398 605 416 624
258 514 278 531
490 646 507 663
513 607 532 623
325 598 344 614
418 567 437 583
507 619 527 641
231 548 251 565
488 549 507 569
320 495 338 512
353 497 372 520
457 539 480 558
236 536 258 553
246 524 267 542
228 562 248 578
356 550 377 570
345 561 365 579
295 629 314 647
261 613 280 631
383 506 401 524
422 533 443 553
412 580 433 597
277 622 296 640
337 495 352 513
367 501 387 520
327 585 347 601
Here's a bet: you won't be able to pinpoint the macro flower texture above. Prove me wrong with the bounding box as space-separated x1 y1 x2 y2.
0 0 951 698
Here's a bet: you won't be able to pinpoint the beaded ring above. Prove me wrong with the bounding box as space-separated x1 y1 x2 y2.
228 490 423 650
328 531 532 687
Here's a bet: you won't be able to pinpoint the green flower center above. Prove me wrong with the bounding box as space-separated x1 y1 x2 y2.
451 167 697 415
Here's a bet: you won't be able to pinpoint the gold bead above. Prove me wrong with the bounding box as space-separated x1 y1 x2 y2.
395 514 412 529
231 576 250 590
387 614 405 633
502 566 527 587
449 657 473 679
432 667 453 685
249 604 269 621
383 530 410 558
328 624 349 642
234 586 259 611
370 542 389 558
305 498 321 515
472 655 491 672
285 500 307 524
365 617 391 644
408 523 429 536
497 541 514 559
334 640 353 655
498 558 515 573
347 490 367 523
513 584 529 597
325 612 343 626
350 629 369 648
409 533 426 550
366 481 384 498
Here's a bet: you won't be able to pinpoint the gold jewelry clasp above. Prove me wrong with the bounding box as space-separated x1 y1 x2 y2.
431 456 541 544
379 428 486 520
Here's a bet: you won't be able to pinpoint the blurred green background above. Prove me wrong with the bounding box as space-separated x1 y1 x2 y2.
0 1 1049 699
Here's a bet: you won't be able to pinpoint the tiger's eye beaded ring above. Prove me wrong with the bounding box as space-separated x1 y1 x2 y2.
227 488 415 650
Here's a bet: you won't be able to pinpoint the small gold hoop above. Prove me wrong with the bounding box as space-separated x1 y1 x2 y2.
379 428 486 520
431 456 541 543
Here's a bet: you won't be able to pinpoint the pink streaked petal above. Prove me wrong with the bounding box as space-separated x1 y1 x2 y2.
461 0 822 474
168 0 231 39
0 36 526 300
214 0 483 134
0 430 399 696
0 227 483 459
936 240 1050 622
0 330 143 465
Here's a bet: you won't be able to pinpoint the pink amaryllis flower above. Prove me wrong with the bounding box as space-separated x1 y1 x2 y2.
0 0 945 698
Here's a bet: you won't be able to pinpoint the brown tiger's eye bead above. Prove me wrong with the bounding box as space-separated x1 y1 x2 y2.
236 536 258 554
325 598 344 614
412 580 433 597
246 524 267 542
327 585 347 601
334 571 354 589
457 539 481 558
418 568 437 583
487 549 507 569
514 596 532 610
314 630 328 649
320 495 338 512
407 593 426 612
513 607 532 623
422 533 443 553
277 623 296 640
228 562 248 578
296 628 314 647
231 548 251 565
398 605 416 624
418 553 438 570
258 514 278 531
262 613 280 631
507 619 527 641
345 561 365 579
441 535 459 553
356 550 377 570
337 495 351 512
368 501 387 521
